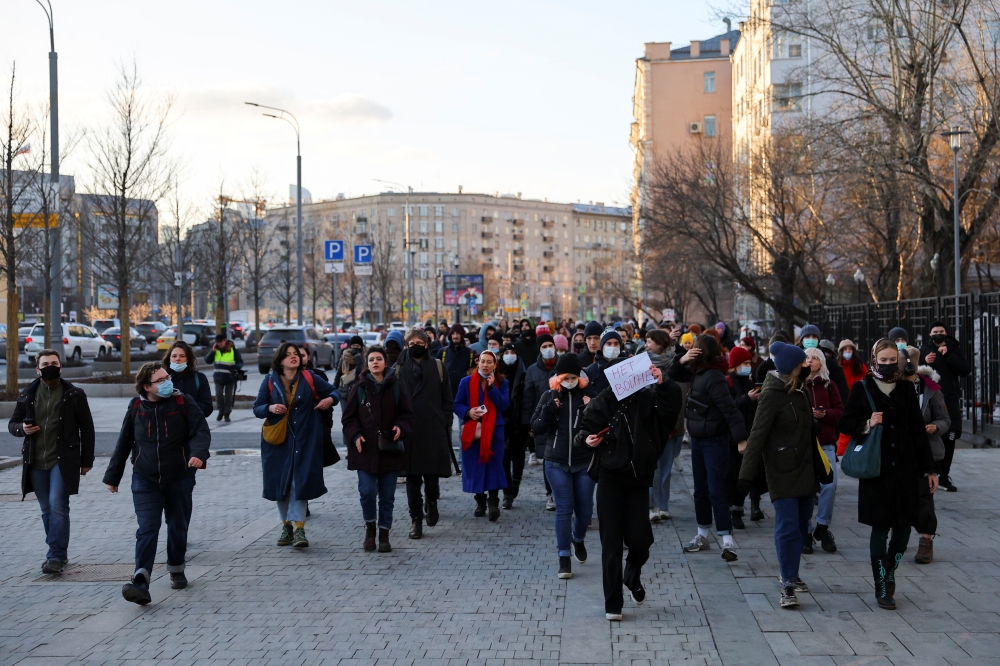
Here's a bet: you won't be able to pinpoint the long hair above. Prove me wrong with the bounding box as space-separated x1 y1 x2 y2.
688 333 722 372
804 347 830 382
838 340 864 375
163 340 196 369
270 342 302 375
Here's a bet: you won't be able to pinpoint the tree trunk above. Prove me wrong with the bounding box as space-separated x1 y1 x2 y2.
120 291 131 378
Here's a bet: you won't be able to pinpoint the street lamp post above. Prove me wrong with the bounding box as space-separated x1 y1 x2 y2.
245 102 303 324
941 127 969 339
825 273 835 304
853 268 864 304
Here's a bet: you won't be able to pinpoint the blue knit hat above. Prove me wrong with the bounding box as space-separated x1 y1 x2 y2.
600 327 623 349
887 326 908 342
770 341 807 375
583 320 603 338
799 324 822 339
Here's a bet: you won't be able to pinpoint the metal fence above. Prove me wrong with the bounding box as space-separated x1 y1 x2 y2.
808 293 999 437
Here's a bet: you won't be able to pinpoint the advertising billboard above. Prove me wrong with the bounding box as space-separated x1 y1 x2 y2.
443 274 484 306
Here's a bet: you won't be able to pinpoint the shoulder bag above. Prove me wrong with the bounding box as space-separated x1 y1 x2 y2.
358 383 405 454
262 377 298 445
840 381 882 479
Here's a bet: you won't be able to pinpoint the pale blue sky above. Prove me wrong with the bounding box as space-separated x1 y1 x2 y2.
4 1 728 214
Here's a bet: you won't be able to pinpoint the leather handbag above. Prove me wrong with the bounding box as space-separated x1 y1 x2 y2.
840 382 883 479
261 378 297 445
364 400 404 454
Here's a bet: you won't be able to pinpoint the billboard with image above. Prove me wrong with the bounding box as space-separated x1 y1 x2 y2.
443 274 484 306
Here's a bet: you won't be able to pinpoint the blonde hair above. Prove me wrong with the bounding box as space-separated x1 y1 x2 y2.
804 347 830 382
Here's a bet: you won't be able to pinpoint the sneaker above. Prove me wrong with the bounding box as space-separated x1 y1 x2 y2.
170 571 187 589
731 511 745 530
778 576 809 593
649 509 662 523
529 452 538 466
658 510 671 520
41 559 64 574
779 586 799 608
292 527 309 548
721 547 738 562
801 534 814 554
572 540 588 564
277 523 294 546
684 535 711 552
545 494 556 511
628 583 646 605
817 528 837 553
606 612 623 621
122 572 152 605
558 556 573 579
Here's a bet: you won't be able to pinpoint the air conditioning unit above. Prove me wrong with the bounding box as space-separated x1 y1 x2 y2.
688 121 703 134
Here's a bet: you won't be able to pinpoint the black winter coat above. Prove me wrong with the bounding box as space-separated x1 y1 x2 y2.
730 372 759 438
574 379 682 485
10 379 96 498
395 352 454 477
838 377 936 528
522 355 557 426
531 382 595 466
576 349 598 369
584 352 627 395
668 358 748 444
826 359 850 407
342 369 414 475
919 336 971 432
438 343 477 398
500 357 526 429
514 330 537 368
167 367 213 417
103 392 212 487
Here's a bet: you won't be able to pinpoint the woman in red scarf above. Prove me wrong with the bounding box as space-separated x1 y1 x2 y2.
454 350 510 520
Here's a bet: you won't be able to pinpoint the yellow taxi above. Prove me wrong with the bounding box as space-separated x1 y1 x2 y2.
156 326 178 351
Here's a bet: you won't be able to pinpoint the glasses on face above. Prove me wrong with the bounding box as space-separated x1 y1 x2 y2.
150 375 170 385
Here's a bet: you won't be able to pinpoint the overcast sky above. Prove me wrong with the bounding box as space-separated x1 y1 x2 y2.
3 1 728 216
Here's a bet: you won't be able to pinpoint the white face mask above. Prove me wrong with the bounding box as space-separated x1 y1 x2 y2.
842 350 853 360
603 346 619 360
560 378 579 389
502 354 517 365
541 347 555 360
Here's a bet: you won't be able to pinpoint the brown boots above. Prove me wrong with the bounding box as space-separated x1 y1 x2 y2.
363 523 392 553
364 522 376 552
914 536 934 564
378 528 392 553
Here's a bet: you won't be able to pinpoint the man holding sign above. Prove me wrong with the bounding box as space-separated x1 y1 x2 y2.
574 358 682 622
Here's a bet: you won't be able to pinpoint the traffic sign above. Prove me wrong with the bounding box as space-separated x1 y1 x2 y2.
578 284 586 294
354 244 372 264
324 240 344 261
354 265 373 276
325 262 345 274
469 302 477 316
606 306 614 315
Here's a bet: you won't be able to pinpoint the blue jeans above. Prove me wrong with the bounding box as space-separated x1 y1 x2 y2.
649 435 683 511
132 472 196 576
690 435 732 535
358 470 397 530
277 475 307 523
31 466 70 562
545 461 596 557
773 495 812 585
812 444 838 529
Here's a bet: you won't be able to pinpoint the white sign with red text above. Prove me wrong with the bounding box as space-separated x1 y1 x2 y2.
604 352 656 401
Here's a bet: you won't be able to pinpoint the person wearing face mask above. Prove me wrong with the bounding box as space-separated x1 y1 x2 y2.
887 326 910 354
512 318 536 367
384 329 405 367
486 333 504 355
522 333 559 502
554 334 569 357
918 321 971 492
838 339 938 610
818 340 850 405
454 350 511 520
584 328 627 396
470 320 498 354
802 348 844 554
797 324 823 352
499 343 527 509
10 350 95 576
725 346 760 531
395 328 454 539
738 337 763 377
531 353 596 580
103 362 212 604
335 335 367 392
571 331 586 355
164 341 213 418
439 324 477 399
644 329 685 522
577 320 604 368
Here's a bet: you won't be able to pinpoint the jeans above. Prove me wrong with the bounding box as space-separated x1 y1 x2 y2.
276 474 307 523
132 471 196 576
31 465 70 562
690 435 733 535
773 495 812 585
597 476 653 614
812 444 838 529
545 461 596 557
406 475 440 520
358 470 397 529
649 435 682 511
216 381 236 416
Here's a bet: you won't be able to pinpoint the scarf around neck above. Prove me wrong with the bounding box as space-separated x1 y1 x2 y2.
461 372 497 464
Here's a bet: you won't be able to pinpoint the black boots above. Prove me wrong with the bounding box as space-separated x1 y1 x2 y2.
363 522 377 552
425 500 439 527
487 495 501 522
886 552 903 597
503 478 520 509
731 509 745 530
409 518 422 540
474 494 487 517
872 558 896 609
750 497 765 521
378 528 391 553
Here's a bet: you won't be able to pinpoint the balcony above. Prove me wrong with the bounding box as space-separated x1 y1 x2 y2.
544 265 555 273
543 251 554 258
354 225 369 236
511 218 525 226
481 231 493 238
481 247 493 254
480 216 493 224
542 219 555 228
482 258 495 266
512 248 524 256
542 232 554 242
513 260 525 269
512 232 524 241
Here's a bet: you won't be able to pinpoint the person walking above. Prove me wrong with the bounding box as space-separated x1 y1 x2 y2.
803 347 843 554
439 324 477 398
103 362 212 604
737 342 817 609
335 335 366 391
668 334 748 561
818 340 850 404
205 333 243 423
836 339 869 457
918 321 971 491
454 350 510 520
522 333 558 499
577 320 603 368
514 318 537 368
584 327 627 395
299 347 340 472
531 353 596 579
499 342 527 509
342 345 413 552
725 346 760 530
395 329 453 539
10 350 96 575
574 362 682 621
253 342 339 549
164 341 213 417
902 346 950 564
644 329 684 522
838 339 938 610
384 329 405 367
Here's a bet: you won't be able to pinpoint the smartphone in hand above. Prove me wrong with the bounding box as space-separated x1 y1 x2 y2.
596 427 610 438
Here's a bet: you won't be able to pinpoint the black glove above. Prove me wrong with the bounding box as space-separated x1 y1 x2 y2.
736 479 753 501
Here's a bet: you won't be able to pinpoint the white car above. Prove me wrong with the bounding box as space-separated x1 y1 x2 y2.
26 323 114 363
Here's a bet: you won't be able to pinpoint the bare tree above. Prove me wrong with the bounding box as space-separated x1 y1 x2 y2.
370 220 398 323
84 60 173 377
270 212 296 323
157 180 197 326
303 235 323 325
195 183 242 331
236 172 273 344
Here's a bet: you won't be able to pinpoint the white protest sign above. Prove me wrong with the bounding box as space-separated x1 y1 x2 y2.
604 352 656 401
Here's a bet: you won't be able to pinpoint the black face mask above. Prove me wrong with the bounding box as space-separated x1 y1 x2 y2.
875 363 900 382
798 366 811 379
573 343 585 352
39 365 61 381
409 345 427 359
931 334 947 345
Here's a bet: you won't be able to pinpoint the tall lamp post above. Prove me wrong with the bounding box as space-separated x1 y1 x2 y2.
941 127 969 339
825 273 835 304
853 268 864 304
246 102 303 324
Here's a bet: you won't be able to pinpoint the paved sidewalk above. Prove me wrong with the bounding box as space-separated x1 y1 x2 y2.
0 444 998 665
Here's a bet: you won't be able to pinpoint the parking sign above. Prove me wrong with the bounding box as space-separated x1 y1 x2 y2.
354 244 372 264
324 240 344 261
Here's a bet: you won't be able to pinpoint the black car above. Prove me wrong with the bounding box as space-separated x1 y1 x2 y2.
135 321 168 343
180 323 216 347
257 327 334 374
101 327 147 352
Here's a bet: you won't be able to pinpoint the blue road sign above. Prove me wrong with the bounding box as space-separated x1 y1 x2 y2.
354 244 373 264
324 240 344 261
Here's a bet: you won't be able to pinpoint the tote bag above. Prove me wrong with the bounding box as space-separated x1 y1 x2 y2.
840 381 882 479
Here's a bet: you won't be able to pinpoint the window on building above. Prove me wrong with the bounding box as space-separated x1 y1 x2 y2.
435 252 443 264
451 207 459 216
387 207 395 217
388 224 396 233
434 221 443 234
419 205 428 217
452 223 459 233
704 71 716 93
419 268 429 279
419 252 429 265
704 115 717 137
434 205 444 217
772 83 803 112
332 212 339 222
370 208 375 216
419 221 429 234
434 237 444 249
451 239 458 248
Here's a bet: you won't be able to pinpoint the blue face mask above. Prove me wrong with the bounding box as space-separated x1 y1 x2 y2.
156 379 174 398
737 365 752 376
169 362 187 373
803 339 819 349
896 342 907 351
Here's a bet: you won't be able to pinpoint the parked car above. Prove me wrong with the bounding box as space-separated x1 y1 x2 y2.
26 323 113 363
156 326 178 351
180 323 216 347
17 325 33 351
0 331 7 359
256 326 334 374
135 321 168 343
101 327 148 352
228 321 247 339
92 318 121 335
324 333 353 367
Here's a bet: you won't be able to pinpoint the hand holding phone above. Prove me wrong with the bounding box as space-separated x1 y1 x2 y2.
596 427 610 437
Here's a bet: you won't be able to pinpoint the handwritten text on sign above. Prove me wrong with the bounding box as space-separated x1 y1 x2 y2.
604 352 656 401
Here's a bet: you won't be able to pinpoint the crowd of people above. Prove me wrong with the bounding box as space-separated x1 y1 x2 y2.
8 314 970 619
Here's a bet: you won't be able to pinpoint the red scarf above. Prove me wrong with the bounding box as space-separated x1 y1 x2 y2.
461 372 497 463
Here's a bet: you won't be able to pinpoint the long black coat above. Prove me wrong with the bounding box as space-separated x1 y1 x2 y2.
838 376 936 529
342 369 414 475
396 352 454 477
919 336 971 434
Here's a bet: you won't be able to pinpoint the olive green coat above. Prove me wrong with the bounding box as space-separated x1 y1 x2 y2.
738 372 818 500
